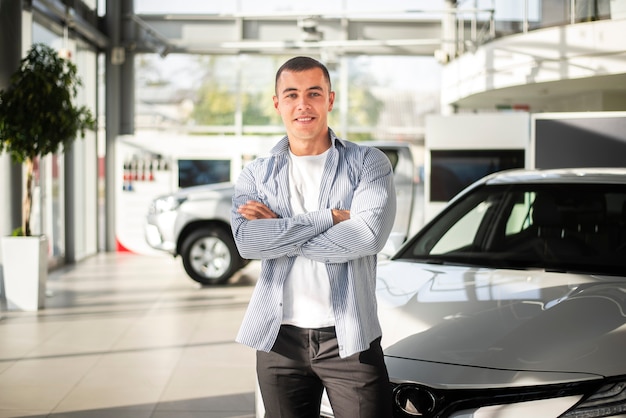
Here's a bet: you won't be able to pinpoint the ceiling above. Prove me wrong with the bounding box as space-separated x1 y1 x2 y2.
130 13 447 57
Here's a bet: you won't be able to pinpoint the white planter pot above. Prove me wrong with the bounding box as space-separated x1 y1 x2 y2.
1 235 48 311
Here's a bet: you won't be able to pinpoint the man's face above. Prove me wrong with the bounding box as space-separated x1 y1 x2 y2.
273 68 335 146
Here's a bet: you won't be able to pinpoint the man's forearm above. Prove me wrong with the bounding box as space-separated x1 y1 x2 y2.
232 209 335 260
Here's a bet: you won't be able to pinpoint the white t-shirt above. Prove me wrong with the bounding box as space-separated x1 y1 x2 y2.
282 148 335 328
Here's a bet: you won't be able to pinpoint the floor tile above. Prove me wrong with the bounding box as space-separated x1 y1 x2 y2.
0 254 258 418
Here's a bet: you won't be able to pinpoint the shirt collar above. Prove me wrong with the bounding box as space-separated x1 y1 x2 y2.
270 128 345 156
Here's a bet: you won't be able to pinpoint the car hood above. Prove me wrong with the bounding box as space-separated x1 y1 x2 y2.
377 261 626 378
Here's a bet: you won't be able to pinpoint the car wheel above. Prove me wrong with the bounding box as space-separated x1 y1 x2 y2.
180 226 241 285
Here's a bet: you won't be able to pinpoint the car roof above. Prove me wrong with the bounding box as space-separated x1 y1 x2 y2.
363 140 412 149
481 167 626 186
446 167 626 205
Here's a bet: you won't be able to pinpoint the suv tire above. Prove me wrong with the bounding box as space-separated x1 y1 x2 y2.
180 226 242 285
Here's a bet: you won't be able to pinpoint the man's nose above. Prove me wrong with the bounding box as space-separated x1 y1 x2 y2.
296 97 311 109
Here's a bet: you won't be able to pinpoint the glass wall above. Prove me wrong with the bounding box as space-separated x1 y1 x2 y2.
135 53 440 144
30 21 98 264
73 43 99 260
31 23 66 264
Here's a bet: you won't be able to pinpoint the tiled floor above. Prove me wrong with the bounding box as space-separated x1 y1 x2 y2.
0 253 259 418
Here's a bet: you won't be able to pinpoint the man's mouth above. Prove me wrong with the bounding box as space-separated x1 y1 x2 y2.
295 116 314 122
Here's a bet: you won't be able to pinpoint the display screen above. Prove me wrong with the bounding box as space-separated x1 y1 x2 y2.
430 150 524 202
535 118 626 169
178 159 231 188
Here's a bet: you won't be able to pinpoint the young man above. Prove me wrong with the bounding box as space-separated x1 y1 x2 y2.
231 56 396 418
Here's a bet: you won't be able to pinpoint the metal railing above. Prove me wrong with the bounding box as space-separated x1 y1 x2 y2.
448 0 612 60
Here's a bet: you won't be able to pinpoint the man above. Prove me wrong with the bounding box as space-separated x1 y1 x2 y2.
231 56 396 418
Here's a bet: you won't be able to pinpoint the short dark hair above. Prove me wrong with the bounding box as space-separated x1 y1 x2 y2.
274 56 332 94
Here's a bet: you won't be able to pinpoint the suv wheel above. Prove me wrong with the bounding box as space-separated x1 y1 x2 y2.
180 226 241 285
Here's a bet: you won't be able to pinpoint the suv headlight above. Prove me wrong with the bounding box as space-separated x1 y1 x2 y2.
149 196 186 214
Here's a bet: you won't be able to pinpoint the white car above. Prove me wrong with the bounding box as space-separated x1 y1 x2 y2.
373 168 626 417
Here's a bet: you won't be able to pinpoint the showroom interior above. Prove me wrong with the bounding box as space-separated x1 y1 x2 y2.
1 1 626 417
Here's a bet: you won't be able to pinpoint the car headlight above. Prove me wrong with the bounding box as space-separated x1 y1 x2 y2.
388 378 626 418
561 380 626 418
150 196 186 214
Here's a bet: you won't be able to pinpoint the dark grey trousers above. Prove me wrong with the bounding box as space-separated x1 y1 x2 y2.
257 325 393 418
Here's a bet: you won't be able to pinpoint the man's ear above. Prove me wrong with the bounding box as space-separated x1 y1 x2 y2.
328 91 335 112
273 96 280 113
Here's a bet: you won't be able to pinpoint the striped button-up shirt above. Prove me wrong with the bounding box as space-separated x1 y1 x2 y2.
231 129 396 358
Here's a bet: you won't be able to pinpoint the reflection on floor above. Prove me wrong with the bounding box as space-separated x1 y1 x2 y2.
0 253 258 418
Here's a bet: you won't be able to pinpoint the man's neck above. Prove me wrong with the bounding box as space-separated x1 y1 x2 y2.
288 133 331 156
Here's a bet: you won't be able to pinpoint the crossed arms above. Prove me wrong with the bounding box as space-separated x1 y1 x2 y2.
231 148 396 264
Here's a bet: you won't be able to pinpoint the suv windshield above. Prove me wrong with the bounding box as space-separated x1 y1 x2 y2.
397 183 626 276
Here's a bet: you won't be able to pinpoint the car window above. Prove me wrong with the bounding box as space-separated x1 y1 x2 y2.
377 148 399 172
505 192 534 236
397 183 626 276
431 201 491 254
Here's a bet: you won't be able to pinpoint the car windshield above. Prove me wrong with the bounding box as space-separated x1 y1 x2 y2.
396 183 626 276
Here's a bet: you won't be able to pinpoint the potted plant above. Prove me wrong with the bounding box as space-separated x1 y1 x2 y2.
0 43 95 310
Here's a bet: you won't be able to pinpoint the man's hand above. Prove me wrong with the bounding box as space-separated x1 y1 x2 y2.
237 200 278 220
331 209 350 225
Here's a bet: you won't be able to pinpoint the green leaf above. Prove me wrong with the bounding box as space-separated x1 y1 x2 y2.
0 43 96 236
